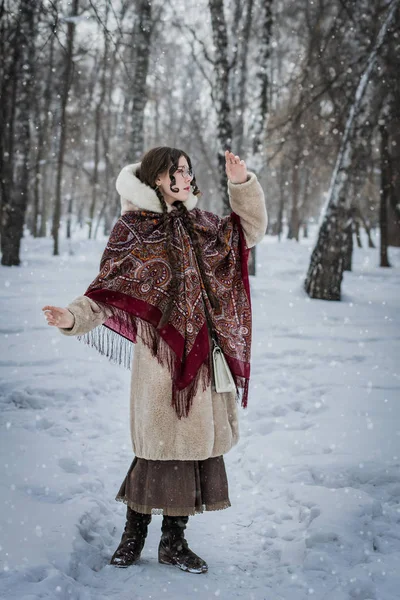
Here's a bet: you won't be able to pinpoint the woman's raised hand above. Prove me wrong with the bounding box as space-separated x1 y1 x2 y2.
42 305 74 329
225 150 248 184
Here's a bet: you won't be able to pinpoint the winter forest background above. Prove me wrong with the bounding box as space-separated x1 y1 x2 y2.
1 1 400 599
1 0 400 290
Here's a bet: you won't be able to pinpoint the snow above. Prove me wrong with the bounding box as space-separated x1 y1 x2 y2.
1 228 399 599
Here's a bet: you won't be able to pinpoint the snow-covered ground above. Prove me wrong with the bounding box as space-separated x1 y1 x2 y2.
1 228 399 600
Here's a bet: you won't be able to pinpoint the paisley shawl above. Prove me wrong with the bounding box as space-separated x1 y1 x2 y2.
79 206 252 418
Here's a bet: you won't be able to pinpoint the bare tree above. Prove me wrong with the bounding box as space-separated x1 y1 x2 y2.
209 0 233 213
304 0 398 300
88 3 110 239
384 5 400 247
379 122 391 267
248 0 273 274
231 0 253 156
1 0 36 266
51 0 79 256
34 7 57 238
2 0 398 275
127 0 153 163
251 0 273 165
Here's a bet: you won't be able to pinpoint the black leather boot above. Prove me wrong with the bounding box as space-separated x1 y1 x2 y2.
110 506 152 567
158 515 208 574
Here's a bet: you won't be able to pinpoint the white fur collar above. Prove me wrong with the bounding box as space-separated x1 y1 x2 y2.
116 162 198 214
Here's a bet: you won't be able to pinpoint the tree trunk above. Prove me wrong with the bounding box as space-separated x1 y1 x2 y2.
305 202 348 300
99 8 126 238
356 208 375 248
38 24 57 237
234 0 253 156
51 0 79 256
380 124 391 267
386 6 400 247
231 0 256 273
33 21 55 238
343 214 353 272
298 167 311 238
88 6 109 240
0 14 19 260
32 99 41 238
1 0 35 266
277 164 285 241
251 0 273 166
287 163 300 241
246 0 273 273
304 0 398 299
66 194 73 240
355 220 362 248
209 0 233 214
127 0 152 163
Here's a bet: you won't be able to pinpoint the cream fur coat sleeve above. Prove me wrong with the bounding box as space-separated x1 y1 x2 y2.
58 172 267 461
228 172 268 247
58 295 113 336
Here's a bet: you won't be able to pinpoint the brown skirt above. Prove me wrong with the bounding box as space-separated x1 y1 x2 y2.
115 455 231 516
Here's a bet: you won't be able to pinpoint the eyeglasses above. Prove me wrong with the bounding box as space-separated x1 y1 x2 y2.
174 166 194 179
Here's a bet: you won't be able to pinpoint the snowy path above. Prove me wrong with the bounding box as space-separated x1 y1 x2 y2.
1 232 399 600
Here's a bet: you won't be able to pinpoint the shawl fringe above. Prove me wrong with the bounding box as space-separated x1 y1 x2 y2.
76 303 211 419
172 361 211 418
77 326 133 370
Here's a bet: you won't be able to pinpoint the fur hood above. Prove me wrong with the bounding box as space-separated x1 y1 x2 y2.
116 162 199 215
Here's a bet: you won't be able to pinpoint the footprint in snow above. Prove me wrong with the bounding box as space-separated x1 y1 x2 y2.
8 389 48 410
19 484 64 504
69 504 118 576
58 457 89 474
35 416 54 431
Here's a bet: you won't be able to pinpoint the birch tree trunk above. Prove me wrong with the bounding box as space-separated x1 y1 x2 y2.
251 0 273 166
51 0 79 256
234 0 253 157
304 0 399 300
209 0 233 213
247 0 273 273
127 0 152 163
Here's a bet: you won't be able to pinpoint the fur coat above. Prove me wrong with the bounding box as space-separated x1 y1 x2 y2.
59 164 267 461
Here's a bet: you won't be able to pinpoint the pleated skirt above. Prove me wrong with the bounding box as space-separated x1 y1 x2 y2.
115 455 231 516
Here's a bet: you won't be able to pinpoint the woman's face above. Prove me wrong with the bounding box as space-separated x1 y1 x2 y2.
155 155 194 206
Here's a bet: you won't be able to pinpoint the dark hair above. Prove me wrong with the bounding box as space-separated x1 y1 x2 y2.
137 146 220 326
136 146 201 197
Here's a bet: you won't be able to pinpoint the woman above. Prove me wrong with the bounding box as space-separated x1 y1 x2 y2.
42 147 267 574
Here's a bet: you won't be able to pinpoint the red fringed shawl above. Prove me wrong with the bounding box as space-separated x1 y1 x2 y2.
80 207 252 418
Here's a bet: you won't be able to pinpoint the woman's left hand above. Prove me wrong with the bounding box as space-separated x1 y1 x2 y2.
225 150 248 184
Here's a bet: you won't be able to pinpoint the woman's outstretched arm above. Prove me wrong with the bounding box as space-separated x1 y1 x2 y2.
42 296 113 336
225 150 268 248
